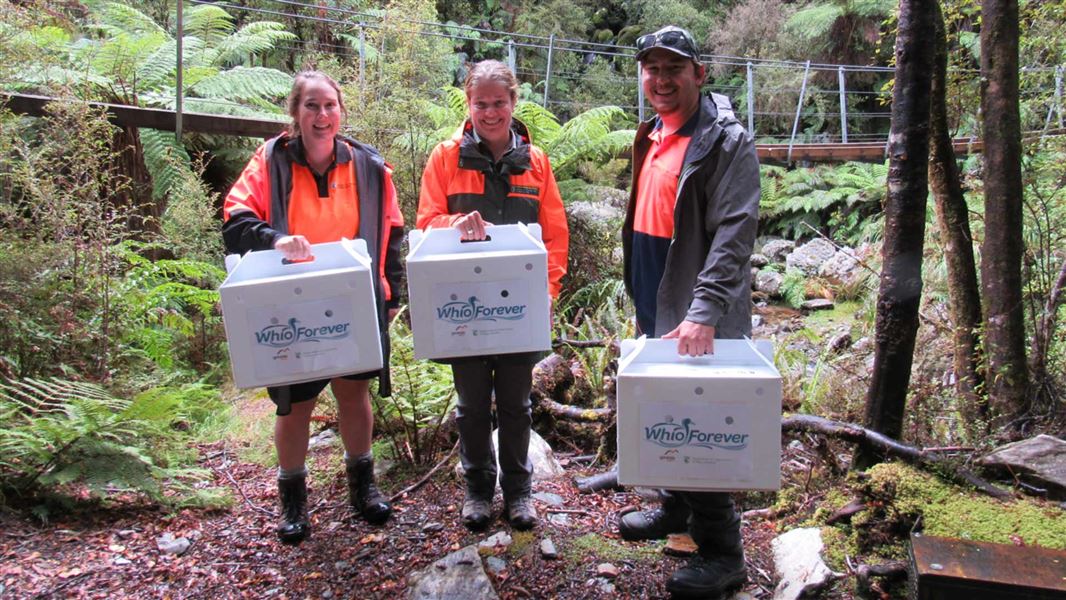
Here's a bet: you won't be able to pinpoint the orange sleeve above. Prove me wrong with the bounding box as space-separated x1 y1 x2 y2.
535 151 569 298
223 144 271 222
416 141 463 230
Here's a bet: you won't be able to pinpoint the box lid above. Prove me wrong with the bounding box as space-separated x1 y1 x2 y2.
618 337 778 379
221 239 370 287
407 223 544 261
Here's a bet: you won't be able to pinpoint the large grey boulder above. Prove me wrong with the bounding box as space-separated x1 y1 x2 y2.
755 270 784 297
818 244 869 285
786 238 837 276
406 545 498 600
978 435 1066 500
762 239 795 263
771 528 838 600
567 200 624 226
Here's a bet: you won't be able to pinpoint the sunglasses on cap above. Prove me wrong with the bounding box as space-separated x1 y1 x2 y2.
635 28 700 61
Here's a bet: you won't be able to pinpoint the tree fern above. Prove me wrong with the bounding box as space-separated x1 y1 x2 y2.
183 4 236 48
189 66 292 104
514 100 562 146
785 3 845 40
337 33 381 62
213 21 296 67
137 38 181 90
88 1 166 37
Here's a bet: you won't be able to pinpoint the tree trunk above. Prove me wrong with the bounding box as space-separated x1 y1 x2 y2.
854 0 936 470
928 4 986 427
111 126 161 238
980 0 1029 422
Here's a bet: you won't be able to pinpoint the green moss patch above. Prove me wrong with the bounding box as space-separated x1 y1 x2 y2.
563 533 662 564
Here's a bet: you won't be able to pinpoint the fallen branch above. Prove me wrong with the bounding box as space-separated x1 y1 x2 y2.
545 508 591 516
855 560 908 595
389 440 459 503
552 337 610 348
575 466 621 493
741 507 775 520
218 460 275 518
782 414 1011 499
538 397 614 422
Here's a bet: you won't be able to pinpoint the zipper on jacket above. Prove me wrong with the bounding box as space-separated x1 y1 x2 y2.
671 162 699 242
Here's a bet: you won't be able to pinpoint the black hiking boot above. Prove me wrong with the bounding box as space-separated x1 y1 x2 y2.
346 456 392 525
276 474 310 545
666 551 747 599
619 495 691 541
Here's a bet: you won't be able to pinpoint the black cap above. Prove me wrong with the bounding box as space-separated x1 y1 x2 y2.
635 25 700 62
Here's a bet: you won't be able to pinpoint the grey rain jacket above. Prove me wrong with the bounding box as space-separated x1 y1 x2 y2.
622 93 761 339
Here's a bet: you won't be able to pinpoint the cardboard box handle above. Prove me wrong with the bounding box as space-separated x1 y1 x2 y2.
281 255 316 265
459 234 493 244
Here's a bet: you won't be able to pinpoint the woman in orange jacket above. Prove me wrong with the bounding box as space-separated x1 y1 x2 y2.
222 71 404 545
417 60 569 531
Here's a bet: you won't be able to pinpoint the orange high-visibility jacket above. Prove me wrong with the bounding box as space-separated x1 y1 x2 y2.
223 134 405 306
416 120 569 298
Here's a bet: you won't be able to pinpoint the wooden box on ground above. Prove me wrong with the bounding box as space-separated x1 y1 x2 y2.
220 240 382 388
616 338 782 492
909 533 1066 600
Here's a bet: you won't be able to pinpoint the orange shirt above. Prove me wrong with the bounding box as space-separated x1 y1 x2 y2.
633 126 692 239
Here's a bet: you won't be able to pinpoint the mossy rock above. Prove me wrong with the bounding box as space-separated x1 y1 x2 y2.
861 462 1066 549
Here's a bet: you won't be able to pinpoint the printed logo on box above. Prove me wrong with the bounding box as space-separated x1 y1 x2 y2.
644 415 750 451
436 295 527 323
431 280 532 353
254 317 351 347
247 297 358 378
638 402 754 481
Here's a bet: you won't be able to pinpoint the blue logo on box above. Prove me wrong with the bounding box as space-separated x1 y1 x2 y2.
645 416 749 450
254 317 351 348
436 296 526 324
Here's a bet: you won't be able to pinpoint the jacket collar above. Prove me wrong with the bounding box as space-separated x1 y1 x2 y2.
639 94 737 167
456 119 532 174
281 135 353 167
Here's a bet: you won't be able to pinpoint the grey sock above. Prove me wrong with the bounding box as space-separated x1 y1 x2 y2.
344 451 372 467
278 465 308 480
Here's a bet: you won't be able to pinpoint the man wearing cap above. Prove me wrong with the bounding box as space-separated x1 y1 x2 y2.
620 25 760 599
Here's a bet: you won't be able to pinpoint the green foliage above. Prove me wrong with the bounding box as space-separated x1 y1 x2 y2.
0 102 224 381
8 1 294 205
780 268 808 309
0 378 230 512
373 308 457 465
112 242 226 375
760 162 886 244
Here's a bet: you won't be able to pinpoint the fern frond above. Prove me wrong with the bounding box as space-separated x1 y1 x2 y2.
213 21 296 67
785 4 844 40
183 4 235 47
13 25 72 55
188 66 293 104
849 0 896 18
337 33 381 62
140 127 192 202
91 1 167 37
136 37 182 89
513 101 561 146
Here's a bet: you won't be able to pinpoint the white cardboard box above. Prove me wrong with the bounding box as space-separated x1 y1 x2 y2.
616 337 782 492
406 223 551 360
219 240 383 389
